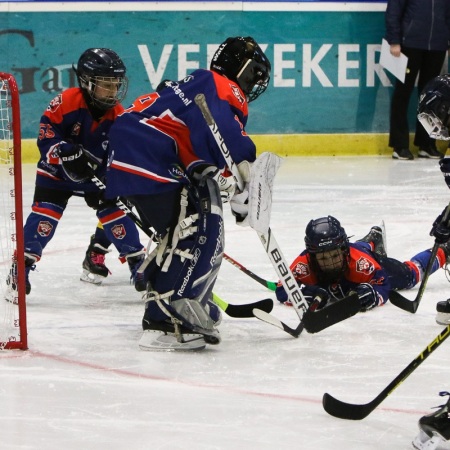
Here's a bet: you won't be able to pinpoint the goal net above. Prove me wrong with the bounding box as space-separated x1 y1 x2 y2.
0 72 27 350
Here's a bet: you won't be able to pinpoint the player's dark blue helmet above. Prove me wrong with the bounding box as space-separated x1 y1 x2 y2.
418 74 450 141
210 36 271 103
74 48 128 111
305 216 350 282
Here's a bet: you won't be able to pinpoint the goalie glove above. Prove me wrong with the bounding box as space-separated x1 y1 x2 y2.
430 206 450 244
58 143 97 183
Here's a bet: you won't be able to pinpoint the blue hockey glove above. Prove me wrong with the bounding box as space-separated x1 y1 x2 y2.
353 283 380 312
302 285 330 310
275 283 329 309
430 207 450 244
439 158 450 189
58 143 96 183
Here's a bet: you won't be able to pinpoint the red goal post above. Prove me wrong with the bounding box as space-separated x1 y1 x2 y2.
0 72 27 350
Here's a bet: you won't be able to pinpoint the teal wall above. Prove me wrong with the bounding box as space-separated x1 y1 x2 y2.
1 5 446 139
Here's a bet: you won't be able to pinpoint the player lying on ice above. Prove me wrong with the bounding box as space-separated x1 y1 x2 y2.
104 37 272 351
275 215 449 313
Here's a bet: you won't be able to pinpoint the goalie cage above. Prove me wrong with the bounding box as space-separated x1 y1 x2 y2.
0 72 27 350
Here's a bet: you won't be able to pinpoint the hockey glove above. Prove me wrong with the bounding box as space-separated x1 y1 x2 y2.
230 189 249 225
353 283 380 312
58 143 95 183
430 207 450 244
439 157 450 190
275 283 329 309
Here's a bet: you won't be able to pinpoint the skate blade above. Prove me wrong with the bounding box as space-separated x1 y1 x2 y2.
413 429 450 450
139 331 206 352
80 270 104 285
436 312 450 326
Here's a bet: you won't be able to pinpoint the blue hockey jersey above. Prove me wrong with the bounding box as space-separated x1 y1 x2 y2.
36 87 123 193
106 69 257 198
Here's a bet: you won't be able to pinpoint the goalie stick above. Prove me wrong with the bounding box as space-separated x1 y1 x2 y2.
323 324 450 420
91 175 268 318
388 202 450 313
223 253 277 291
195 93 309 338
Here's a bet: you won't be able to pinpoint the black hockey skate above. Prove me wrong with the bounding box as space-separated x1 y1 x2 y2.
80 241 111 285
6 254 36 296
126 252 145 286
413 391 450 450
436 299 450 326
357 225 387 258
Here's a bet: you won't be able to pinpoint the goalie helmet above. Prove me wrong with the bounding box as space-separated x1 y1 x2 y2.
74 48 128 112
418 74 450 141
210 36 271 102
305 216 350 283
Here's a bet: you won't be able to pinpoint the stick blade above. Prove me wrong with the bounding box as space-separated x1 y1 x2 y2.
388 290 418 313
225 298 273 318
303 293 360 334
322 393 375 420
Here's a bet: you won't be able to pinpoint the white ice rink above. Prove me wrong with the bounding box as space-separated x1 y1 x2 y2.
2 156 450 450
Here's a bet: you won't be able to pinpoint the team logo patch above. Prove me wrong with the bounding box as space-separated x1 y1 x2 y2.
169 164 188 180
294 262 310 278
231 84 245 104
111 224 126 240
356 256 375 275
37 221 53 237
71 122 81 136
46 94 62 113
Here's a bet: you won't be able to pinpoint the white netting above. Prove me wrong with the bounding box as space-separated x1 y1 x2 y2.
0 75 23 349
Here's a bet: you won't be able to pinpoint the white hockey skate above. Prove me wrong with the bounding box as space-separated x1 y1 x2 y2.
139 331 206 352
413 392 450 450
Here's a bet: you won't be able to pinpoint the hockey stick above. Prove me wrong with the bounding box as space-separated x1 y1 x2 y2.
223 253 277 291
91 175 264 318
388 202 450 313
195 93 309 337
388 242 439 313
323 324 450 420
212 293 273 318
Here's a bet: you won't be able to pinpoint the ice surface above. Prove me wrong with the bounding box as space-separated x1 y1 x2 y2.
2 157 450 450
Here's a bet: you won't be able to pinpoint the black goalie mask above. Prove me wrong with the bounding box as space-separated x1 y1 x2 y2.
418 74 450 141
210 36 271 102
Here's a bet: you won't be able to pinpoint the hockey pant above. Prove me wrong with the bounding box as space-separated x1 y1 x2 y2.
375 248 445 291
23 186 143 260
141 177 224 332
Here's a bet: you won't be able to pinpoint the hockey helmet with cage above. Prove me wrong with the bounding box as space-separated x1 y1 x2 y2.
305 216 350 282
210 36 271 102
418 74 450 141
74 48 128 111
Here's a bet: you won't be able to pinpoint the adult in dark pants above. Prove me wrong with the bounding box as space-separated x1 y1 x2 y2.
385 0 450 160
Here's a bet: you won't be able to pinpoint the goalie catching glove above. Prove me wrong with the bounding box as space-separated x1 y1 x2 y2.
57 143 97 183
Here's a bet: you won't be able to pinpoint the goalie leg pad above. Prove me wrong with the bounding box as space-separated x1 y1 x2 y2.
142 178 224 340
